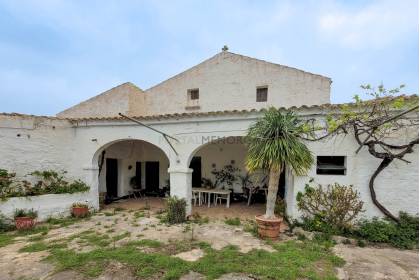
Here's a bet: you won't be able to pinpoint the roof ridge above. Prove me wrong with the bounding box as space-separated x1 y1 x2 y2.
56 82 143 116
145 51 331 93
224 51 332 80
145 52 222 92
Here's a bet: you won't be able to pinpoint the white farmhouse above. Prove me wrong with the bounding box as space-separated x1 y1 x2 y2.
0 51 418 220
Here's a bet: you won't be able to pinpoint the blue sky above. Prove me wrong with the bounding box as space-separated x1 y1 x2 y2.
0 0 418 115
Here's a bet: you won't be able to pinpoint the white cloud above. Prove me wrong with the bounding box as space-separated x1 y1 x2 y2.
318 0 418 49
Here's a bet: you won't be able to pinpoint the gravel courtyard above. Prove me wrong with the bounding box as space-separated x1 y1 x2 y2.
0 207 417 280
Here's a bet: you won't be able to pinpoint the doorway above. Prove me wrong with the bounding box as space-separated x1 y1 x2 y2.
145 161 160 194
189 156 202 187
106 158 118 198
278 168 286 199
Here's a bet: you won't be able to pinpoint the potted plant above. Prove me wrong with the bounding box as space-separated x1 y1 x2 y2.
71 202 89 217
14 209 37 230
246 109 313 239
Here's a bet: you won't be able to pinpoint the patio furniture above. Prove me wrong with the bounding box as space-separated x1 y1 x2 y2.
128 189 143 199
245 173 268 206
214 192 230 206
192 187 231 208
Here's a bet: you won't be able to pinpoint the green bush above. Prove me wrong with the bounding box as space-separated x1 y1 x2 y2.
300 214 340 236
297 181 364 233
357 212 418 249
357 218 396 243
165 196 186 224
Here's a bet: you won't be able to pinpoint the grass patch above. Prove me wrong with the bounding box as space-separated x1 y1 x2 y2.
224 217 241 226
243 220 258 237
19 241 49 252
133 211 145 219
0 233 15 247
46 238 343 280
45 216 80 227
112 232 131 242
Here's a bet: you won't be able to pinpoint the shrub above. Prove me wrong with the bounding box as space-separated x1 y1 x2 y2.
297 181 364 233
14 209 38 219
31 171 90 194
0 169 90 200
165 196 186 224
72 202 89 208
300 215 340 235
357 217 395 243
391 212 419 249
0 213 14 232
0 169 15 192
357 212 419 249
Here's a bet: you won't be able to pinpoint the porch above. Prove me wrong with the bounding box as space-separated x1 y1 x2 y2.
105 197 266 221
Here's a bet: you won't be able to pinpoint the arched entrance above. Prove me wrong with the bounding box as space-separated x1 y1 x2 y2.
187 136 289 218
93 139 170 203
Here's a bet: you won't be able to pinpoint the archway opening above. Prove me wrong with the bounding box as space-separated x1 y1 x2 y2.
95 139 170 204
188 136 287 219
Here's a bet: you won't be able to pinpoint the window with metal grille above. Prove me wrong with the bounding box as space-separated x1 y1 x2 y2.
256 87 268 102
188 89 199 100
316 156 346 175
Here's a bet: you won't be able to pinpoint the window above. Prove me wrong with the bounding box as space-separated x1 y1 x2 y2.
256 87 268 102
316 156 346 175
188 89 199 100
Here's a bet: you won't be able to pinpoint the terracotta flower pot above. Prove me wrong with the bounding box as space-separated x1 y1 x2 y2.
72 207 89 217
15 216 35 230
255 215 283 240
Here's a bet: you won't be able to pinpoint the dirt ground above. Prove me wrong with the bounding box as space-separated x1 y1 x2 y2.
333 244 419 280
107 197 266 221
0 206 418 280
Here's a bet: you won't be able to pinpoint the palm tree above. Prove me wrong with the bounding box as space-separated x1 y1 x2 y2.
246 108 313 219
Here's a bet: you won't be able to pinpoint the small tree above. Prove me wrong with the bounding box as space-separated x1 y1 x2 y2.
246 109 313 219
302 84 418 222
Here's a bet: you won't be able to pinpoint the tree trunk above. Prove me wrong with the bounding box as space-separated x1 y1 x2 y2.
369 157 400 223
265 166 282 219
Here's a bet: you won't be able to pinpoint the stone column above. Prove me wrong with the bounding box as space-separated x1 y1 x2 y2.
168 167 193 215
83 165 100 210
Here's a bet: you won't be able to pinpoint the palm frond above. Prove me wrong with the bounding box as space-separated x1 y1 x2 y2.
246 108 313 175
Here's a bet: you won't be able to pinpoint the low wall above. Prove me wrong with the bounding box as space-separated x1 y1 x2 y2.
0 192 97 221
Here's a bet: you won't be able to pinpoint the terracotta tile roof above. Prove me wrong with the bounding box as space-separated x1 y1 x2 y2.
0 95 417 123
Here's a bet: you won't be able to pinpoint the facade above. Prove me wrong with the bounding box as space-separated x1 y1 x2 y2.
0 51 418 220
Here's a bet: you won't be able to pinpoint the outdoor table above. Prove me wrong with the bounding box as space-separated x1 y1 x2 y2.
192 187 231 208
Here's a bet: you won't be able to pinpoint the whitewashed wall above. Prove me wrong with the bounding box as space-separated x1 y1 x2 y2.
0 192 95 221
194 138 249 193
0 110 418 220
98 140 170 196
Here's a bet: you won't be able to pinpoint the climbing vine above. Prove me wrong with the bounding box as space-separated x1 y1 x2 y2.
0 169 90 200
301 84 419 223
